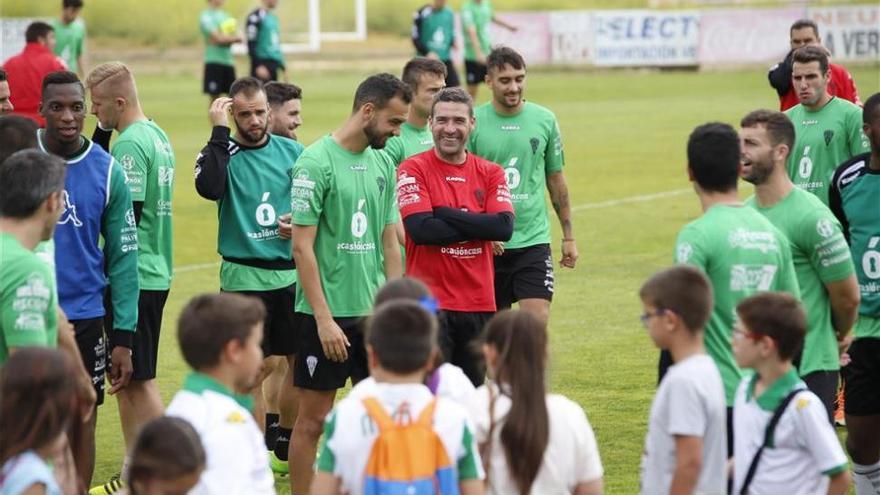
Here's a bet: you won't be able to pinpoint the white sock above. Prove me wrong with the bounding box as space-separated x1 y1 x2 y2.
121 455 131 483
853 461 880 495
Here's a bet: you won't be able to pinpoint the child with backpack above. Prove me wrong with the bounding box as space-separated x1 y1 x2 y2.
732 292 850 494
310 299 485 495
164 293 274 495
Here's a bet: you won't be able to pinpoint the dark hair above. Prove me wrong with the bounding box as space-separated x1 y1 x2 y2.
482 310 549 495
790 19 819 38
63 0 84 8
639 266 713 333
736 292 806 360
792 45 829 74
486 46 526 73
264 81 302 107
0 68 6 82
177 293 266 370
401 57 447 92
0 150 66 218
41 70 84 96
0 348 83 466
366 300 437 374
352 73 412 112
373 277 432 306
863 92 880 126
229 77 264 99
25 22 54 43
431 87 474 117
128 417 205 495
740 109 796 151
687 122 740 193
0 115 39 164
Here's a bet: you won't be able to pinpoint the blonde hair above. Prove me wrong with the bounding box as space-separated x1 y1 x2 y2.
86 61 136 98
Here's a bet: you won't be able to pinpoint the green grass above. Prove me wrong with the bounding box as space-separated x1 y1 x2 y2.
80 62 880 494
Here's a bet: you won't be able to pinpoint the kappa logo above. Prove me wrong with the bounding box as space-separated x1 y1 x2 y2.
816 218 835 238
823 130 834 146
58 190 83 227
306 355 318 377
530 137 539 155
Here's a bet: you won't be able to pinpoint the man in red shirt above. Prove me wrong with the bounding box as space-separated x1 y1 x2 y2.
398 86 514 386
769 19 860 112
2 22 67 126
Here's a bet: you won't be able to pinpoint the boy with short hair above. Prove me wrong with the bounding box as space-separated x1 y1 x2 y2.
165 293 274 495
51 0 86 77
639 265 728 495
732 292 850 494
310 299 484 495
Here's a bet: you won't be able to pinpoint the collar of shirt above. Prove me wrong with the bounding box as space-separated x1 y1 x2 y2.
22 42 54 56
182 371 255 411
746 368 803 411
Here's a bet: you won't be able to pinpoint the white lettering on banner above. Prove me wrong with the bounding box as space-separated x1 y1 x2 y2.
593 11 700 66
810 6 879 61
698 8 803 65
550 11 594 64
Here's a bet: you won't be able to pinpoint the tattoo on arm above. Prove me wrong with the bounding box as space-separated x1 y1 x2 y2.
549 174 573 237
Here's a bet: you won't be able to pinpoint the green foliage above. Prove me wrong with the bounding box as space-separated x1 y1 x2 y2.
83 64 879 493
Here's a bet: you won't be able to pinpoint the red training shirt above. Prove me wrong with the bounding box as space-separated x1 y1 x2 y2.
779 63 861 111
2 42 68 126
398 149 513 313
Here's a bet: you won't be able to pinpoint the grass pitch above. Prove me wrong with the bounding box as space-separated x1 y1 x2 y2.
89 63 879 493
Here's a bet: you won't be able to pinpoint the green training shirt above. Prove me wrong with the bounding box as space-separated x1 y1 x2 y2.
460 0 493 61
51 18 85 74
468 101 563 249
418 7 455 61
200 8 235 66
383 122 433 167
785 97 870 205
675 204 800 405
247 8 284 66
0 233 58 364
747 188 854 376
114 120 175 291
290 135 399 317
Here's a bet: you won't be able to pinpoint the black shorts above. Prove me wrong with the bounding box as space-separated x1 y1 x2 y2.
465 60 487 86
293 313 367 391
226 284 298 357
438 310 492 387
494 243 554 309
842 337 880 415
203 62 236 96
802 370 839 424
443 59 460 87
250 59 281 82
72 318 106 406
104 289 169 381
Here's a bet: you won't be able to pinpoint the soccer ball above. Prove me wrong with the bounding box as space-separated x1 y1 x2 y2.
220 18 238 35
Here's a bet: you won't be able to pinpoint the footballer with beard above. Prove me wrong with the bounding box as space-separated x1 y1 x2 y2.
194 76 304 446
467 46 576 327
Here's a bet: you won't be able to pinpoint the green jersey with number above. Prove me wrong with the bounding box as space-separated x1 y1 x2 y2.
469 101 563 249
200 8 235 66
217 135 303 291
785 97 870 205
829 153 880 339
747 188 854 375
114 120 175 291
0 233 58 364
51 18 85 73
461 0 493 61
290 135 399 317
383 123 433 167
675 204 800 405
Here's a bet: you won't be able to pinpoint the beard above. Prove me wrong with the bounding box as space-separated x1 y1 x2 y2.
235 120 268 145
742 160 773 185
364 120 389 149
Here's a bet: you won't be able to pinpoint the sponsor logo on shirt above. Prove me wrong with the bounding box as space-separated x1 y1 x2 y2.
816 218 835 238
397 171 416 187
14 313 45 332
58 190 83 227
157 199 172 217
350 164 367 171
440 246 483 258
155 138 173 156
376 176 386 195
800 119 819 126
823 130 835 146
445 176 466 183
727 228 779 254
530 137 539 155
158 166 174 186
730 264 778 291
676 242 693 263
501 125 520 131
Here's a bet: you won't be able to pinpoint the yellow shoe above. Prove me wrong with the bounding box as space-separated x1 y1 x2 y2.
89 474 125 495
269 451 289 476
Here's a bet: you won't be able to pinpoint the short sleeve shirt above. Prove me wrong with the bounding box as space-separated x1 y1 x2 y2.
291 135 399 317
200 8 235 66
0 233 58 364
398 150 513 312
383 122 434 166
747 188 854 375
460 0 494 61
640 354 727 495
51 19 85 73
0 451 62 495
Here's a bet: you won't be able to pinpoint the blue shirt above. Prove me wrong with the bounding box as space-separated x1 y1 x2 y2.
0 451 61 495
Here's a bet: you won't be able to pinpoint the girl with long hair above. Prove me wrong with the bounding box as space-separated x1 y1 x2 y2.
120 416 205 495
471 309 605 495
0 348 86 495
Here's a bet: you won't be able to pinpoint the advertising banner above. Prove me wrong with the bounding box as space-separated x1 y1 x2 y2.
809 6 880 61
488 12 552 65
549 11 594 65
698 8 804 65
592 10 700 66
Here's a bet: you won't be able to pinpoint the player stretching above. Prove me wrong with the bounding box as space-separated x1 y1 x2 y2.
85 62 175 494
468 46 575 326
288 73 407 494
399 87 513 386
829 93 880 495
